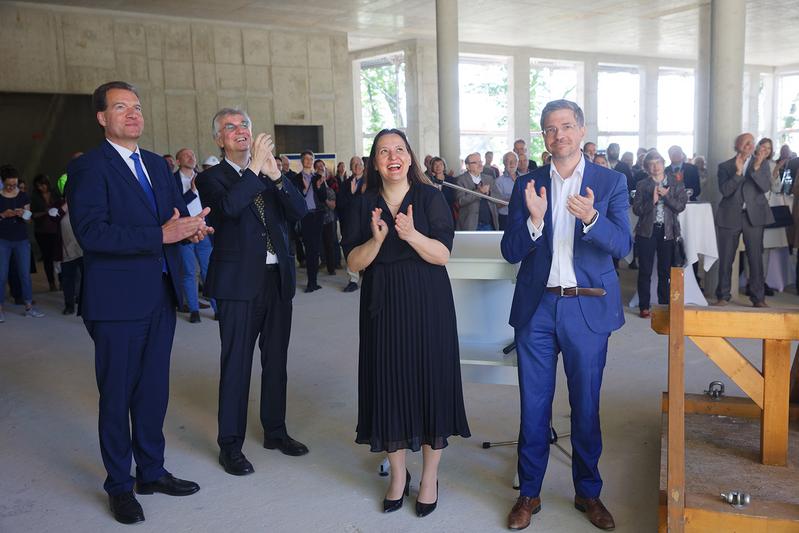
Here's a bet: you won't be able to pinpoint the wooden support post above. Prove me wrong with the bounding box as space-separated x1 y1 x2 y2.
761 339 791 466
667 267 685 532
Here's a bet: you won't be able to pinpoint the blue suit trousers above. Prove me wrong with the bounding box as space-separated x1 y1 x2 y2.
84 277 176 495
515 291 608 499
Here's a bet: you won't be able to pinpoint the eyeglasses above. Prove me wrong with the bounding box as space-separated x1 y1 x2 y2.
221 120 250 132
466 160 482 165
541 123 578 137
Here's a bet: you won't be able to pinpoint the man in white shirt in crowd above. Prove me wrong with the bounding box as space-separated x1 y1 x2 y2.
175 148 215 323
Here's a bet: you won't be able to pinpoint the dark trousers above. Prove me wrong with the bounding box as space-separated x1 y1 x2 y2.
290 223 305 264
716 216 766 304
636 224 674 310
34 232 58 286
216 267 292 451
515 292 609 498
321 220 337 274
84 276 175 495
300 211 323 287
61 257 83 309
498 214 508 231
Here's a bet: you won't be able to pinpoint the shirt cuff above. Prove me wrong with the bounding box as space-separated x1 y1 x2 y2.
526 217 544 241
582 211 599 233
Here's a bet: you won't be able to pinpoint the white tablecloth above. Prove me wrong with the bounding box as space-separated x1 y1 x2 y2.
628 202 718 307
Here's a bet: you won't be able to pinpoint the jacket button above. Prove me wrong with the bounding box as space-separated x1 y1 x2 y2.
261 232 266 237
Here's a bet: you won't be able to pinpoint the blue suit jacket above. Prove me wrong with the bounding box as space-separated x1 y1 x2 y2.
66 140 188 321
500 162 632 334
196 160 307 302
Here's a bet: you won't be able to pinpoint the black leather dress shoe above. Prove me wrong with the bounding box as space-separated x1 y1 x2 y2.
219 448 254 476
342 282 359 293
263 435 309 456
136 473 200 496
109 491 145 524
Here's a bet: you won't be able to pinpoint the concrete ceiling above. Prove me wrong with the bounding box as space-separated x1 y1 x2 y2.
21 0 799 67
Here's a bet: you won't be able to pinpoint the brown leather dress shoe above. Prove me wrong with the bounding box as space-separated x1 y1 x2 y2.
574 496 615 530
507 496 541 530
753 301 769 308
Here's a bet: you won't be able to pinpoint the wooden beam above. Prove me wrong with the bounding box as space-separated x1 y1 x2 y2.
688 336 764 409
667 267 685 533
651 306 799 340
660 392 799 421
761 339 791 466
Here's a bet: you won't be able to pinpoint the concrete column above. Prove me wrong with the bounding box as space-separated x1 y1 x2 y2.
513 51 531 148
705 0 746 298
583 59 599 142
707 0 746 204
694 2 711 157
642 64 659 150
436 0 460 170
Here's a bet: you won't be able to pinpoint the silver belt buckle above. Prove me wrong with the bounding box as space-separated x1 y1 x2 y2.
560 286 566 296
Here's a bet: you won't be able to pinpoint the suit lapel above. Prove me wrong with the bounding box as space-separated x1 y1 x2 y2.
103 142 159 221
574 163 596 244
221 161 265 228
542 172 554 251
142 151 169 222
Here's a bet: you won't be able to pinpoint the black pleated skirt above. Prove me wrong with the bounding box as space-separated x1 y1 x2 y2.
356 259 471 453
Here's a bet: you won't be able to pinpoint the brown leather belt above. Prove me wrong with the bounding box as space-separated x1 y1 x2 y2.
546 286 606 297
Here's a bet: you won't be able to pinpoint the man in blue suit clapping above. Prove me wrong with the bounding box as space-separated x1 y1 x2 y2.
501 100 632 531
67 81 212 525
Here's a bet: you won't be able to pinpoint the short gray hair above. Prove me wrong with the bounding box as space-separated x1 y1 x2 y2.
211 107 252 138
502 151 518 167
540 99 585 128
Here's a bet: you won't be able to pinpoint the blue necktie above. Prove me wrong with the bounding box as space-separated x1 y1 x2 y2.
130 152 167 273
130 152 157 213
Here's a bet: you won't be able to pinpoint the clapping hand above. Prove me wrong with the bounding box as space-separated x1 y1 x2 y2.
248 133 271 176
257 134 281 181
735 153 747 175
395 204 417 242
525 179 547 226
566 187 597 225
478 182 490 195
162 207 214 244
370 207 388 244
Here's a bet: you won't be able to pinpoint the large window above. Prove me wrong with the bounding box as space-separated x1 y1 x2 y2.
777 73 799 149
459 54 510 162
597 64 640 154
359 53 406 155
656 67 695 157
530 59 580 163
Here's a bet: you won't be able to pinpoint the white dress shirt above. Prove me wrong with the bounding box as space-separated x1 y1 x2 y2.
106 139 152 186
527 156 597 288
178 170 203 217
225 158 278 264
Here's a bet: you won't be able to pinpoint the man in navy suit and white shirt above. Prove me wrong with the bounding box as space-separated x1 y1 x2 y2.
196 108 308 477
67 81 211 524
501 100 632 531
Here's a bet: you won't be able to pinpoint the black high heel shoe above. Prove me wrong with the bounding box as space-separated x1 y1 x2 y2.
383 469 411 513
415 480 438 517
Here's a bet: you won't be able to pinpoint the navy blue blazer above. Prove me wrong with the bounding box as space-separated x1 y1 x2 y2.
667 162 701 200
500 162 633 334
196 160 307 302
66 140 188 321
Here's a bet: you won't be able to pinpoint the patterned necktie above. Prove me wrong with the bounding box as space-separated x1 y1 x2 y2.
241 169 275 255
129 152 157 213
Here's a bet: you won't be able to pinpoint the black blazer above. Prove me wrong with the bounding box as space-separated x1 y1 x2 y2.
336 174 365 227
666 163 701 200
196 160 307 301
290 172 328 213
174 170 196 207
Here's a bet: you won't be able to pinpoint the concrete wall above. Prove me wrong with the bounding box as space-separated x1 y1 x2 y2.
0 3 355 161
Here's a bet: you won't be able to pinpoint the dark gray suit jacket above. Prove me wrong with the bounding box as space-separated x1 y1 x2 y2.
454 171 500 230
716 156 774 230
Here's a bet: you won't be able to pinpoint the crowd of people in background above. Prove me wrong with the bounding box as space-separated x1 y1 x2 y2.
3 133 799 325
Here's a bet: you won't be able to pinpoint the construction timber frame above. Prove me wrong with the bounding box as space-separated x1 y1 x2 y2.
651 268 799 532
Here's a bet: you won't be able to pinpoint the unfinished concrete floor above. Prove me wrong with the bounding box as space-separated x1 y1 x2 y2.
2 264 798 532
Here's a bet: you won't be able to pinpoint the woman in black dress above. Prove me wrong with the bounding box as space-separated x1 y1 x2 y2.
342 129 470 517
